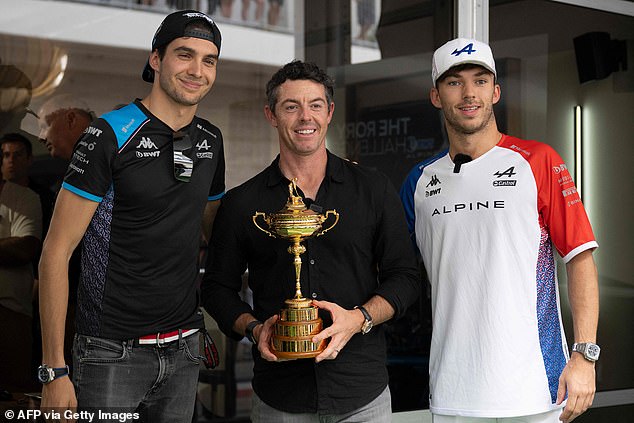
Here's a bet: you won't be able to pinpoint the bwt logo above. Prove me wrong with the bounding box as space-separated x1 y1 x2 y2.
84 126 102 137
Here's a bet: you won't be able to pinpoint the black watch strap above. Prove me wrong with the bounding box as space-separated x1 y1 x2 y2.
37 364 69 384
245 320 263 344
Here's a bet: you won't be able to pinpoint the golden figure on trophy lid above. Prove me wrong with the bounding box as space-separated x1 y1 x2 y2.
253 179 339 359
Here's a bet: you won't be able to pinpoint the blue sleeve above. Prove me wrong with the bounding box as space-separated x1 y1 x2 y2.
399 165 423 256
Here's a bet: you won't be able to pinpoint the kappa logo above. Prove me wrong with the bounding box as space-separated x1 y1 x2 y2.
136 137 160 158
451 43 477 57
138 137 157 149
426 175 441 187
425 175 441 197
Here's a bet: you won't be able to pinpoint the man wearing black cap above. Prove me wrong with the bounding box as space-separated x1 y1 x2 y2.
38 10 225 422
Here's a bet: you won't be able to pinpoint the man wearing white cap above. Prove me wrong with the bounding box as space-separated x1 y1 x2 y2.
39 10 225 422
400 38 599 423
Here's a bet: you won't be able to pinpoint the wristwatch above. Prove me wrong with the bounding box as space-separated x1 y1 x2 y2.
37 364 69 384
572 342 601 362
354 305 373 335
245 320 263 344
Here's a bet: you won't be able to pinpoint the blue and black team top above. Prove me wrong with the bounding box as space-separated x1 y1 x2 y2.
63 99 225 340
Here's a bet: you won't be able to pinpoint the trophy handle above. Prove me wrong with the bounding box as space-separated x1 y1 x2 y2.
316 210 339 237
253 212 275 238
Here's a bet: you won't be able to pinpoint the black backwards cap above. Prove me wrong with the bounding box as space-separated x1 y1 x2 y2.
142 10 222 83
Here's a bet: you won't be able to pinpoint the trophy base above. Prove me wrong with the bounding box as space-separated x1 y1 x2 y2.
272 346 326 360
271 333 327 359
271 303 326 360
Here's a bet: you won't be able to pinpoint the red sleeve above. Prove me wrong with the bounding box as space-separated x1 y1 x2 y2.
503 136 598 262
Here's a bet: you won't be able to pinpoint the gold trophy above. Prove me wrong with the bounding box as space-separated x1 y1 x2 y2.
253 179 339 359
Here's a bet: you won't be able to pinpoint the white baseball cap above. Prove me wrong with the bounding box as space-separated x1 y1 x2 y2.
431 38 497 85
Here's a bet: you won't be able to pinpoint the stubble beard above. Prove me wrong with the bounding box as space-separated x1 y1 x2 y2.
445 104 495 136
160 73 208 107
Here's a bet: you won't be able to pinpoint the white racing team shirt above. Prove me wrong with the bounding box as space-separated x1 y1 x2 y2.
400 134 597 417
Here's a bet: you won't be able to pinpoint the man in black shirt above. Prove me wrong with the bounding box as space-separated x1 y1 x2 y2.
39 10 224 422
202 60 420 421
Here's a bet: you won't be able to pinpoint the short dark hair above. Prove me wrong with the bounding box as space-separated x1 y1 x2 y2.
435 63 496 86
0 132 32 157
266 60 335 113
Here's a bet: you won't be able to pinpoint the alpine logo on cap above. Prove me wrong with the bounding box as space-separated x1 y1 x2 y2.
451 43 477 56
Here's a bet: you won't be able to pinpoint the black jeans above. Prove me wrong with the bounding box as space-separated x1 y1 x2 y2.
72 333 201 423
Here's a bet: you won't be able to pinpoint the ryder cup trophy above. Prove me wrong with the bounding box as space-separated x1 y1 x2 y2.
253 179 339 359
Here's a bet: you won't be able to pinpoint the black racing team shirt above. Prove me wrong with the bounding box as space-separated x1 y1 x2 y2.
202 151 420 414
63 100 225 340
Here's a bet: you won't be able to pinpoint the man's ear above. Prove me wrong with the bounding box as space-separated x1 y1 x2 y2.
430 87 442 109
264 105 277 128
65 109 76 129
492 83 501 105
326 102 335 124
149 51 161 74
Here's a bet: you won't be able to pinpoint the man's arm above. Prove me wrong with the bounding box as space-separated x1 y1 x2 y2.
0 235 40 266
557 249 599 423
39 189 99 410
233 312 279 362
313 175 420 362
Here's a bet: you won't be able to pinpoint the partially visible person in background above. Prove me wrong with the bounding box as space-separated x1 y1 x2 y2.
242 0 264 22
37 94 94 162
355 0 375 40
1 132 33 187
220 0 234 17
1 132 54 234
267 0 282 26
0 175 42 392
1 132 56 389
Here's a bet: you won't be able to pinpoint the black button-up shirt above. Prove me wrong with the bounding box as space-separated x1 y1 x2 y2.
202 151 420 414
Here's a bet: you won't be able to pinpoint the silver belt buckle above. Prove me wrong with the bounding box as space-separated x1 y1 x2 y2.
155 332 166 347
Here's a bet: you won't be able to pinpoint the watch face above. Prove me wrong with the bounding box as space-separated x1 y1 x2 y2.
37 366 52 383
587 344 600 360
